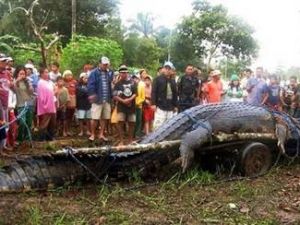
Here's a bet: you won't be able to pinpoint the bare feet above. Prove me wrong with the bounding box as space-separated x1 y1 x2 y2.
78 132 83 137
86 131 91 136
98 135 108 141
88 135 95 141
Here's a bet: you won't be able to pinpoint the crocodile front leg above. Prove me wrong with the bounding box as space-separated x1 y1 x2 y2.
180 121 212 172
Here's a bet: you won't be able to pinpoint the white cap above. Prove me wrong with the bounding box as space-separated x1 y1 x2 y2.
101 56 110 65
164 61 175 70
79 72 88 78
24 63 34 69
211 70 221 76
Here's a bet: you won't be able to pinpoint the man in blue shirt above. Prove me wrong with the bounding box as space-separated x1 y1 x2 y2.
87 56 113 141
246 67 268 105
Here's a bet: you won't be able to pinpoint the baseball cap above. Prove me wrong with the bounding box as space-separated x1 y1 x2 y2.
118 65 128 73
24 63 34 69
211 70 221 76
79 72 88 78
0 53 8 62
163 61 175 70
100 56 110 65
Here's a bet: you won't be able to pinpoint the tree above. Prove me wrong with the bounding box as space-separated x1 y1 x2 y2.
0 0 121 44
129 12 155 38
178 0 258 70
60 35 123 76
122 33 161 74
11 0 61 66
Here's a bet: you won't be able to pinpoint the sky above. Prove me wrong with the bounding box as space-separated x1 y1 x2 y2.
120 0 300 71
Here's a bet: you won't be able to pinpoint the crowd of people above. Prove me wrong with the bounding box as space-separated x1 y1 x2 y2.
0 52 299 155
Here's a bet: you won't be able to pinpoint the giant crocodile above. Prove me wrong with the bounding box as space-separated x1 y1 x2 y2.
0 102 300 192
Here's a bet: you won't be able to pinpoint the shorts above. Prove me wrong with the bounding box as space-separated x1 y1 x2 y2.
91 103 111 120
143 105 154 122
117 112 136 122
57 109 66 121
76 109 91 120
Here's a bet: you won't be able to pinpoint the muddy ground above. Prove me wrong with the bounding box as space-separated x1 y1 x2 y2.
1 136 300 224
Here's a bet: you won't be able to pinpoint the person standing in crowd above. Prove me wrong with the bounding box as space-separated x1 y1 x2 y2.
14 67 34 144
37 67 56 141
113 65 137 145
25 63 39 92
202 70 224 103
226 74 243 103
132 73 145 138
0 54 11 151
49 62 61 83
177 64 200 112
76 73 92 136
246 67 268 105
55 76 69 137
151 61 178 130
281 76 300 117
143 74 154 135
63 70 77 136
88 56 113 141
6 77 17 149
265 75 282 110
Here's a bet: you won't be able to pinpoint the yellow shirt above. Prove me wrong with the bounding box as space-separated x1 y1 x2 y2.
135 81 145 108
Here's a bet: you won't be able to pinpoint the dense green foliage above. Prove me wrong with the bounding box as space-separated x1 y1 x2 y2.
0 0 259 75
0 0 120 43
60 35 123 76
177 0 258 70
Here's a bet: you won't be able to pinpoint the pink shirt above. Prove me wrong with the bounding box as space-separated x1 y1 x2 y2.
37 79 56 116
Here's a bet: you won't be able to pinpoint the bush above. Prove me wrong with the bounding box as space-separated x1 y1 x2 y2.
12 49 42 67
60 35 123 76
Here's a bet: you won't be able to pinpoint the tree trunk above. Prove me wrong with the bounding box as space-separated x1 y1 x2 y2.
71 0 76 39
40 42 47 67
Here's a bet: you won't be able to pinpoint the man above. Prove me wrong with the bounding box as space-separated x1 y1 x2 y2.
246 67 268 105
87 56 113 141
151 61 178 130
177 64 200 112
203 70 224 103
113 65 137 145
241 68 252 101
281 76 300 117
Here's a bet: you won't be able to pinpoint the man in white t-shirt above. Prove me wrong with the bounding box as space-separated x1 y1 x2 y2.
49 62 61 83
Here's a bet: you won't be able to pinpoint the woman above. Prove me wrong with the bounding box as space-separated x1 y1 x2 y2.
14 66 34 144
37 67 56 141
226 74 243 103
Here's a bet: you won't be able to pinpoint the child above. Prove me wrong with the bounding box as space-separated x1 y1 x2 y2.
227 74 243 102
266 75 281 110
143 75 154 135
63 70 77 136
55 76 69 137
76 73 91 136
6 86 17 148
